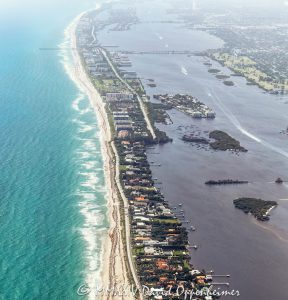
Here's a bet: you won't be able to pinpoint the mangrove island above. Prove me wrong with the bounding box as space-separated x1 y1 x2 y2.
233 198 278 221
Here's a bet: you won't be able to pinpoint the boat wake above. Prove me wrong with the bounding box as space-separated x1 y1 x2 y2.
207 89 288 159
181 66 188 76
155 33 164 40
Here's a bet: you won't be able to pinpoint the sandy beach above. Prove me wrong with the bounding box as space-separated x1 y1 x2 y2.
66 12 135 300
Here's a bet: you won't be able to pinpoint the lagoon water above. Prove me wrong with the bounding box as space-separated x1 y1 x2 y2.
97 1 288 299
0 1 109 299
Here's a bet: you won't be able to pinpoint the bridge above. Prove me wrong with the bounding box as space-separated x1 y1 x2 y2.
118 50 200 55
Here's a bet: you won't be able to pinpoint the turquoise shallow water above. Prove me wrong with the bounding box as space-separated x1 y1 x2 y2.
0 1 108 299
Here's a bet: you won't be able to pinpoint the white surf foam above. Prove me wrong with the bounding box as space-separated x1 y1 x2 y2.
78 193 97 201
60 2 115 297
81 161 97 170
83 140 97 149
78 124 96 133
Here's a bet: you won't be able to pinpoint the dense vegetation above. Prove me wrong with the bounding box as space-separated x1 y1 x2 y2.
233 198 277 221
223 80 235 86
209 130 247 152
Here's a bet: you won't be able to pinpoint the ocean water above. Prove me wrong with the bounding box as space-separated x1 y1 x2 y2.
0 1 108 299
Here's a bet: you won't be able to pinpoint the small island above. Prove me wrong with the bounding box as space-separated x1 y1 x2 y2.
153 94 216 119
233 198 278 221
208 68 221 74
216 74 230 80
275 177 283 184
205 179 249 185
182 134 209 144
209 130 248 152
223 80 235 86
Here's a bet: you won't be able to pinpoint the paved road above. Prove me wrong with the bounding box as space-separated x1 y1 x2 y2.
111 141 144 300
100 48 157 140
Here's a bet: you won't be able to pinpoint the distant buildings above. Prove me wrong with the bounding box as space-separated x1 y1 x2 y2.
106 92 134 102
154 94 216 119
121 71 138 79
77 15 215 297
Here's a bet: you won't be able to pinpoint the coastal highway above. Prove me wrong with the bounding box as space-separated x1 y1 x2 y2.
100 48 157 140
111 141 144 300
99 46 153 298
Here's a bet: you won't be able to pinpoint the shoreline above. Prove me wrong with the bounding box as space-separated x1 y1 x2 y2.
264 205 276 217
66 12 134 300
71 5 288 300
205 53 285 94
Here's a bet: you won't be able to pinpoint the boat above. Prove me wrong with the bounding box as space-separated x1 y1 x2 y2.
275 177 283 184
190 226 196 231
